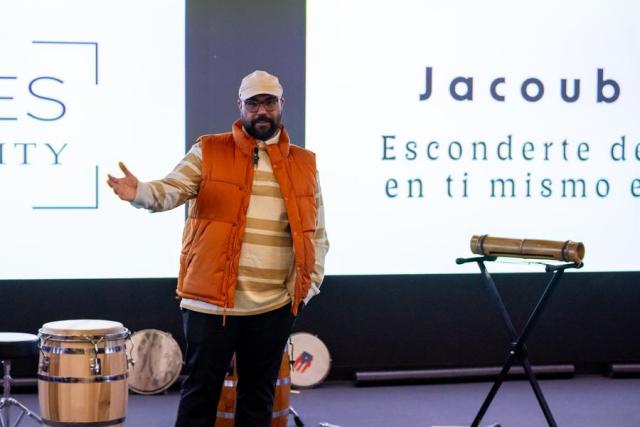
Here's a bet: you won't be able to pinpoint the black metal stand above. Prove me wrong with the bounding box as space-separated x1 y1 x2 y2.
289 406 304 426
455 255 582 427
0 360 43 427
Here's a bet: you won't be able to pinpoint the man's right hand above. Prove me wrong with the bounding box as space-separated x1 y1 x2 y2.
107 162 139 202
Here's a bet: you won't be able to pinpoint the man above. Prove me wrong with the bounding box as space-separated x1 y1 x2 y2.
107 70 329 427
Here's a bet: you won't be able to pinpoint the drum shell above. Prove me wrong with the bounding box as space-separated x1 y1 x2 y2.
38 326 129 427
271 352 291 427
214 351 290 427
215 370 237 427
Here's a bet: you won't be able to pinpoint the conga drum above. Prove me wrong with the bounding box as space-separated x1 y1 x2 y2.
289 332 331 388
38 319 130 427
127 329 183 395
215 351 291 427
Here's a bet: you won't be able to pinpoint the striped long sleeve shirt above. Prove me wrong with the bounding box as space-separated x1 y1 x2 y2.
132 130 329 316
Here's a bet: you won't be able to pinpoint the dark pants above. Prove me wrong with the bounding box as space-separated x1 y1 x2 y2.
175 305 295 427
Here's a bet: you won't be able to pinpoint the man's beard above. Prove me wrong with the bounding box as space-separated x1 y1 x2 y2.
243 115 280 140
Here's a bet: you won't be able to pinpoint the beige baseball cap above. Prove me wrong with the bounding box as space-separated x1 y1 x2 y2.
238 70 283 101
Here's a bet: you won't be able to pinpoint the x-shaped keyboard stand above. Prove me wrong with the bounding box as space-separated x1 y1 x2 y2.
456 255 582 427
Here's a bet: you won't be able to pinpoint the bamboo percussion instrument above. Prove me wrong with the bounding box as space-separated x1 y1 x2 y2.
470 235 585 263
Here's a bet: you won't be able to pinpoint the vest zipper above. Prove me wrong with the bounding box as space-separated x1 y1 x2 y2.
253 146 259 167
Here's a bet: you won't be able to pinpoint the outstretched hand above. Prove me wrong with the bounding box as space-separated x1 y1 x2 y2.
107 162 138 202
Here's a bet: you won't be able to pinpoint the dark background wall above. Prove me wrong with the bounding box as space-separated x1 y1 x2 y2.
186 0 306 147
2 272 640 379
2 0 639 380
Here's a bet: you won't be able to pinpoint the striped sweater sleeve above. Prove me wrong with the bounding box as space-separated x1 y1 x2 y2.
132 141 202 212
306 171 330 302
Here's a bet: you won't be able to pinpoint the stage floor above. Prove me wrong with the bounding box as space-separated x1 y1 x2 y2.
7 376 639 426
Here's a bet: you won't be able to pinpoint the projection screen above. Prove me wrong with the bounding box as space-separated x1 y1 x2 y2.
306 0 640 274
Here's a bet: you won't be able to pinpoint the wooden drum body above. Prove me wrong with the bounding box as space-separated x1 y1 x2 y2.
38 319 130 427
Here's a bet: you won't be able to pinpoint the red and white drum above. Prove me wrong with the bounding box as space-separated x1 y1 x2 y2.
288 332 331 388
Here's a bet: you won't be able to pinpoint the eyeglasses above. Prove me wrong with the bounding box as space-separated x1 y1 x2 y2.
243 98 280 113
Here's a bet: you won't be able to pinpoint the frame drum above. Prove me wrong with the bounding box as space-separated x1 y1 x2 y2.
127 329 183 395
288 332 331 388
38 319 130 427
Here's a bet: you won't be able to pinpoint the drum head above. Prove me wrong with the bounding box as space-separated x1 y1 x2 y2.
128 329 183 395
289 332 331 388
41 319 124 336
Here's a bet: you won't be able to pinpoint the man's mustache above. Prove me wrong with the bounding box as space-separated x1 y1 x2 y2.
252 116 274 126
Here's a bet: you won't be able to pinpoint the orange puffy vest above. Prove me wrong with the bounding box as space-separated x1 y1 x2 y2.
177 120 317 315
